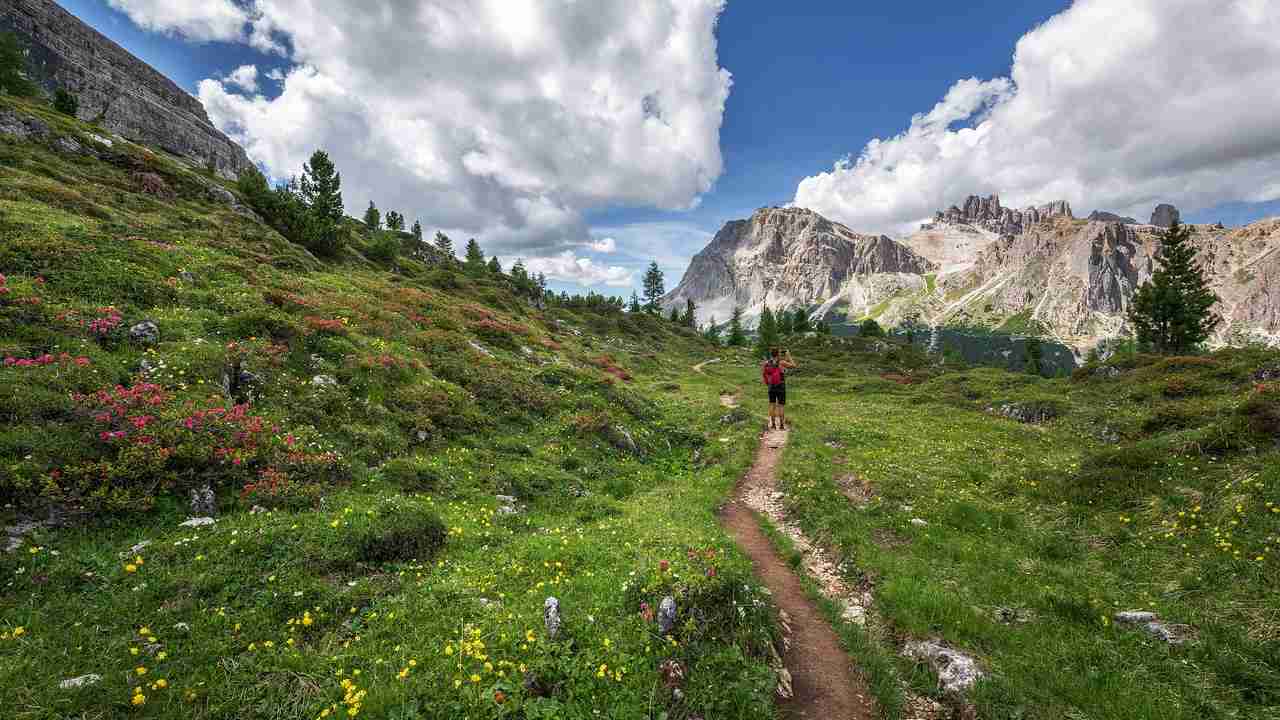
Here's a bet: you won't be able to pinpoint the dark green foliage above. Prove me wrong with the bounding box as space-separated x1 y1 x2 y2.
1024 336 1043 375
0 33 36 97
628 291 642 313
859 318 885 338
703 315 722 344
299 150 344 256
755 306 779 357
411 219 423 242
53 89 79 117
380 456 443 491
792 308 812 334
385 210 405 231
463 238 486 276
487 255 502 274
434 231 453 258
368 231 400 264
777 309 794 335
353 506 447 563
727 305 746 347
668 306 680 323
683 298 697 328
363 201 380 231
1129 221 1221 354
642 261 664 313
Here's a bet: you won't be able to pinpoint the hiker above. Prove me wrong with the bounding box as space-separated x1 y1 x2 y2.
762 347 797 430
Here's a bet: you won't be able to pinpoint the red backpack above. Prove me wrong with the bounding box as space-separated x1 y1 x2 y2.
762 360 784 386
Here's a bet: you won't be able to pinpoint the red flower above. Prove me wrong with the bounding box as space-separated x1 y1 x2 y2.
658 559 669 573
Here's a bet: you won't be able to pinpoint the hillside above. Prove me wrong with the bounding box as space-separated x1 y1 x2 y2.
0 96 784 719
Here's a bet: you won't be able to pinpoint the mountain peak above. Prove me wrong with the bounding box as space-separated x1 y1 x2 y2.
923 193 1074 235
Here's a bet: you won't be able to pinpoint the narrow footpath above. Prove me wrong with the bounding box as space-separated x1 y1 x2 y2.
720 428 876 720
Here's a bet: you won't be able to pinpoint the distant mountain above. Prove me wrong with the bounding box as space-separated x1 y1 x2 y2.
660 207 933 326
669 196 1280 351
1087 211 1138 224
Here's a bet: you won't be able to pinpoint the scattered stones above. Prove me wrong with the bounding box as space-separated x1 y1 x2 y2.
991 401 1059 424
496 495 522 516
1251 364 1280 383
179 517 215 528
87 133 114 148
189 484 216 517
178 271 196 284
910 518 929 527
58 674 102 690
543 597 561 639
657 596 677 635
4 520 46 553
53 136 89 156
311 374 339 388
1114 610 1196 644
841 603 867 626
903 640 985 695
128 320 160 345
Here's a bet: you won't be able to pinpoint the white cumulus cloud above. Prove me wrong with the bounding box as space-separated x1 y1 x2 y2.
587 237 617 253
523 252 634 288
185 0 731 267
223 64 259 93
793 0 1280 235
106 0 251 43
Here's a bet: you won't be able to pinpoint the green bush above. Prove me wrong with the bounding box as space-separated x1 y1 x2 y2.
352 505 446 564
380 456 443 492
53 89 79 117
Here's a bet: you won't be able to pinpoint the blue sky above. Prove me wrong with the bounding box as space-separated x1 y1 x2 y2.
55 0 1280 295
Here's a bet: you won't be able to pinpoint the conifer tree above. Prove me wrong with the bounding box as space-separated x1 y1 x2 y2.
363 201 381 232
299 150 344 256
792 308 812 334
1128 221 1221 354
434 232 453 259
703 316 722 344
641 262 665 313
668 306 680 323
0 33 36 97
1024 336 1044 376
628 292 642 313
727 305 746 347
411 220 423 243
487 256 502 274
684 298 697 328
464 238 486 275
385 211 405 232
756 306 779 357
777 309 794 335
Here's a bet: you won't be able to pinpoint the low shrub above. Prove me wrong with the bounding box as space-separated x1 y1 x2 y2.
1240 387 1280 438
380 456 443 492
352 505 446 564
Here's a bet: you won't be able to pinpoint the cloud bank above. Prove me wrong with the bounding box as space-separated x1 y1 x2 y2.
114 0 731 285
794 0 1280 235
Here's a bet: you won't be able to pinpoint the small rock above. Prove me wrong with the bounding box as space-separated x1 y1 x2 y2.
543 597 561 640
613 427 639 454
1251 364 1280 383
1114 610 1195 644
129 541 151 555
189 484 216 517
129 321 160 346
910 518 929 527
311 374 338 388
179 517 215 528
1114 610 1157 624
469 340 494 358
53 136 88 156
173 623 190 632
58 674 102 690
178 271 196 284
249 505 268 514
991 402 1059 425
87 133 114 148
903 640 984 695
658 596 677 635
841 603 867 626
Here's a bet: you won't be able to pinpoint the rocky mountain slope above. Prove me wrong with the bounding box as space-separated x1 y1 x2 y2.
1 0 251 178
661 206 934 325
672 195 1280 351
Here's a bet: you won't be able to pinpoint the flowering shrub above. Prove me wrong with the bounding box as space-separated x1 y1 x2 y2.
304 316 349 335
3 352 91 369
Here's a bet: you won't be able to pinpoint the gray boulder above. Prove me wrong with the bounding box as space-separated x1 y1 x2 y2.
657 596 677 635
0 110 51 141
991 402 1059 424
129 320 160 345
1151 204 1181 228
903 640 984 695
1251 364 1280 383
543 597 561 639
1114 610 1195 644
189 484 216 517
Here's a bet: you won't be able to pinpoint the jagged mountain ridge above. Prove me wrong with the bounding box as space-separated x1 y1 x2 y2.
670 195 1280 350
661 206 934 326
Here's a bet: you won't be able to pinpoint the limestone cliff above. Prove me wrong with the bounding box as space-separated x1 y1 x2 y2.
661 207 935 326
1 0 252 179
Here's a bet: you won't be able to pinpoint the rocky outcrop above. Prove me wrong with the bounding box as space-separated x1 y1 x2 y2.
0 0 252 179
1151 203 1181 228
661 207 935 325
1088 211 1138 224
921 194 1073 236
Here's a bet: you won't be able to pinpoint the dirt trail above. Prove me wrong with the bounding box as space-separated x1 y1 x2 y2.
692 358 721 373
720 429 876 720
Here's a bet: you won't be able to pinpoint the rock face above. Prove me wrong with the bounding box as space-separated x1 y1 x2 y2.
1088 211 1138 224
922 194 1074 236
1 0 252 179
661 206 935 326
1151 203 1181 228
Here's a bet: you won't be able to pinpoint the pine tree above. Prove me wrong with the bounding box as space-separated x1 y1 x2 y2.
363 201 381 232
792 308 812 334
411 220 423 243
434 232 453 259
487 256 502 274
1128 221 1221 354
756 306 779 357
53 89 79 117
703 316 723 344
641 262 665 313
299 150 344 256
777 309 794 335
668 306 680 323
1024 336 1044 376
385 211 405 232
683 298 697 328
0 32 36 97
628 292 642 313
727 306 746 347
464 238 486 276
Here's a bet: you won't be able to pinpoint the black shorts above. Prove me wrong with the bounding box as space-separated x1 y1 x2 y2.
768 384 786 405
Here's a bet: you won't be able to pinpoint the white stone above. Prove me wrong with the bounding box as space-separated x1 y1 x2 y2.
179 517 215 527
59 674 102 689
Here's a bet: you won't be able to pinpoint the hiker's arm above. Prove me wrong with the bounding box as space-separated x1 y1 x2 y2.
782 355 798 369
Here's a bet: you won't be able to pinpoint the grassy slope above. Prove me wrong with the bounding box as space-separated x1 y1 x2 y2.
698 338 1278 719
0 97 781 719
